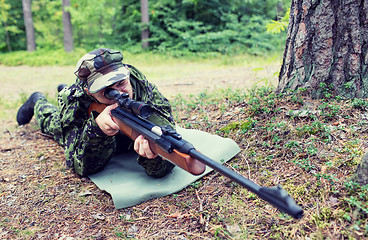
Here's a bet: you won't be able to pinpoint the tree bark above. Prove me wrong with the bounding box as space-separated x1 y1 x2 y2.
276 0 368 99
140 0 150 48
62 0 74 52
22 0 36 52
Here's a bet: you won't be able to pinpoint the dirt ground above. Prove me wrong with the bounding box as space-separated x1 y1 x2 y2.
2 69 368 239
2 63 335 240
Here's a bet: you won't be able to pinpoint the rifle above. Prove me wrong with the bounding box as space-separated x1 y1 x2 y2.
89 88 304 219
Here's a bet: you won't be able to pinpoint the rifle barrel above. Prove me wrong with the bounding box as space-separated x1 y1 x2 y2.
189 149 303 219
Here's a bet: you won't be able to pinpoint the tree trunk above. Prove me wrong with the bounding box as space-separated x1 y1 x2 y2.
62 0 74 52
22 0 36 52
4 22 12 52
276 0 368 99
140 0 150 48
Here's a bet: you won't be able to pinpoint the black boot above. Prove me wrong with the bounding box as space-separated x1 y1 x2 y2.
16 92 46 125
57 84 67 92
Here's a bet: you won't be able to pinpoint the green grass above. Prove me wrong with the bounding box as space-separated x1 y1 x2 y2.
0 47 282 67
0 48 87 66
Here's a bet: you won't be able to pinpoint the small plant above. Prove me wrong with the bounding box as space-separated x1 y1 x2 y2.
266 8 290 34
284 140 301 149
219 119 255 133
247 86 279 116
305 145 318 155
296 120 332 142
318 101 340 120
292 157 316 171
314 173 339 185
319 82 334 99
190 180 202 189
341 181 368 235
351 98 368 110
290 94 304 105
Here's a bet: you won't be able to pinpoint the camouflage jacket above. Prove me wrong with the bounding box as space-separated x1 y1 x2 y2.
57 64 175 176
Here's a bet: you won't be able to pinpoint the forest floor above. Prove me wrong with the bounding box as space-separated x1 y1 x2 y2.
1 65 368 239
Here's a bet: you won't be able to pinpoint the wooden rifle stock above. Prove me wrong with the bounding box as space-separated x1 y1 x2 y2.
112 115 205 175
88 102 206 175
88 102 108 115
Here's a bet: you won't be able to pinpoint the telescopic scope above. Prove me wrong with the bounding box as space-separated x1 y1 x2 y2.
104 88 152 118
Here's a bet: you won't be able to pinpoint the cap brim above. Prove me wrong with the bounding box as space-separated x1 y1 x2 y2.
88 67 130 93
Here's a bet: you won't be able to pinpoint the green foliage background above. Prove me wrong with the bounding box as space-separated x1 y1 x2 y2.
0 0 290 55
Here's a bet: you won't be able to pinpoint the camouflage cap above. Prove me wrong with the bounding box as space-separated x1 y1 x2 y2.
74 48 130 94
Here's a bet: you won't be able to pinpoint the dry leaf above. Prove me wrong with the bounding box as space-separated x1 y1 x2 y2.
91 213 105 220
167 211 191 219
78 190 92 196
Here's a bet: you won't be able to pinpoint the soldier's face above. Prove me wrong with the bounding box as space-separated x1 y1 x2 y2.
87 77 133 105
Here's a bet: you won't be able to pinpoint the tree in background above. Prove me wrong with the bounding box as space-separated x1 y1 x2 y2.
0 0 26 52
0 0 15 51
140 0 149 48
22 0 36 51
2 0 291 54
69 0 117 48
145 0 289 54
276 0 368 99
30 0 64 49
62 0 73 52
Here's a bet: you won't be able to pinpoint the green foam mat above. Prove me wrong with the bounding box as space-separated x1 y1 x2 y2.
89 127 241 209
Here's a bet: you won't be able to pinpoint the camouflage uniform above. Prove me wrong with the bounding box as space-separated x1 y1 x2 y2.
34 51 175 177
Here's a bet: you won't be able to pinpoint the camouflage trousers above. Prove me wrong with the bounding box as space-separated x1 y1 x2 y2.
34 98 64 146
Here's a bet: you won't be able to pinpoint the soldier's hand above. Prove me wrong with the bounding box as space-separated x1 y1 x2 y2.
134 135 158 159
95 103 120 136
